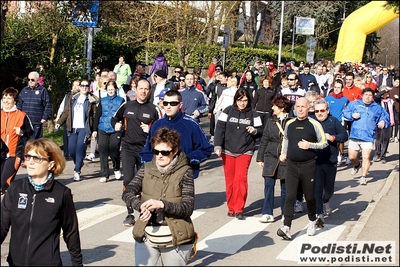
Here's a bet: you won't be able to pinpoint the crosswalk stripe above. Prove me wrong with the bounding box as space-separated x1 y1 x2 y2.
196 216 270 254
276 224 346 262
108 210 205 243
77 204 127 231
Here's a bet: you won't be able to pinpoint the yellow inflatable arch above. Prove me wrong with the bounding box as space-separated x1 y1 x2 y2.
335 1 399 63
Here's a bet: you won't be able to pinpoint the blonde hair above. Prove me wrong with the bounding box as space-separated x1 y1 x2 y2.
24 138 66 175
227 76 238 87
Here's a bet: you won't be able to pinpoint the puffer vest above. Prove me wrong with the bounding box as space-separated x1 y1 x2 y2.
133 154 195 246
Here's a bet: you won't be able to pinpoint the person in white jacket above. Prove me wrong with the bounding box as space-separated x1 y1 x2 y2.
214 77 238 125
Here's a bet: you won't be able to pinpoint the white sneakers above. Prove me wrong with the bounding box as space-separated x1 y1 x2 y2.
277 225 292 240
307 220 316 236
259 214 274 223
73 171 81 182
114 170 122 180
337 153 343 166
359 176 367 185
85 153 95 161
99 177 109 183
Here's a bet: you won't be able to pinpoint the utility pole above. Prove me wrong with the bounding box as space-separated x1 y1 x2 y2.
277 1 284 64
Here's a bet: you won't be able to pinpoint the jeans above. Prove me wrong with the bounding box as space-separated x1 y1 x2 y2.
68 128 87 173
261 177 286 216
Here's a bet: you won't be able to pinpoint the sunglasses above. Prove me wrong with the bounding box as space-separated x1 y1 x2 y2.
288 78 296 81
314 109 326 113
163 101 180 106
24 154 50 163
279 66 284 68
216 68 221 71
180 79 185 82
152 148 173 156
80 84 89 87
175 71 181 73
28 78 36 82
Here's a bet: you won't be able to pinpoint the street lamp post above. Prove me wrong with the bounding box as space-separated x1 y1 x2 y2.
292 17 296 55
278 1 284 64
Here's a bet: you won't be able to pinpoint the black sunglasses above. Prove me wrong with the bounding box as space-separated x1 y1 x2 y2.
24 154 50 163
180 79 185 82
152 148 173 156
288 78 295 81
28 78 36 82
216 68 221 71
163 101 180 106
80 84 90 87
175 70 181 73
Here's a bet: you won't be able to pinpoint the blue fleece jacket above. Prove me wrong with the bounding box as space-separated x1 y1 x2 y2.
139 111 213 178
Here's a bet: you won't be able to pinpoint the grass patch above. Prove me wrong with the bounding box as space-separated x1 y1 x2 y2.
43 127 64 146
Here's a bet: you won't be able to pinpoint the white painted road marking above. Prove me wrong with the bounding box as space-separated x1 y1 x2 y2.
276 224 346 262
196 216 270 254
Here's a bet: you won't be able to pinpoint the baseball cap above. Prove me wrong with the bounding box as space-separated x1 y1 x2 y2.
156 88 169 99
269 62 274 66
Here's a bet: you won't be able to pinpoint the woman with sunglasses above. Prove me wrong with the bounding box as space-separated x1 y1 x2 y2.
92 81 125 183
1 138 83 266
123 127 197 266
364 73 378 91
214 88 263 220
55 80 98 181
1 87 33 195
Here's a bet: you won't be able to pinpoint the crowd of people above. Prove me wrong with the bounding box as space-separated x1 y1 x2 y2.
1 54 398 265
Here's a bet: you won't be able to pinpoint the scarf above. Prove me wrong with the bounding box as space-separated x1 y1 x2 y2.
156 154 179 174
329 92 344 99
28 172 54 191
381 98 395 125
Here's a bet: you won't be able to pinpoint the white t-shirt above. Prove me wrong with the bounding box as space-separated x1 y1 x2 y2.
72 95 86 128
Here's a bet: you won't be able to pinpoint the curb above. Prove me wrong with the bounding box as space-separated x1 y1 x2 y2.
345 164 399 241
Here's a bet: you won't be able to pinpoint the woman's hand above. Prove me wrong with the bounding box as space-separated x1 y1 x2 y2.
215 150 221 157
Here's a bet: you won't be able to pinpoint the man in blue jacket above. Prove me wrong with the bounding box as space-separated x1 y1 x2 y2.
343 88 389 185
17 71 52 140
140 90 213 178
314 99 348 227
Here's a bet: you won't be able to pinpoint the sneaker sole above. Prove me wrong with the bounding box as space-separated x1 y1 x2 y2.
277 229 291 240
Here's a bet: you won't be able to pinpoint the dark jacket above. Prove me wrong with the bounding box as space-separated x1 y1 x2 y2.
122 151 195 246
57 93 98 137
256 115 292 178
239 80 258 100
16 85 52 124
214 105 263 156
252 86 277 113
315 115 348 164
111 100 160 146
1 178 83 266
207 82 227 113
149 81 177 104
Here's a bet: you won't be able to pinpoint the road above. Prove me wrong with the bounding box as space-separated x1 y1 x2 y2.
1 119 399 266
